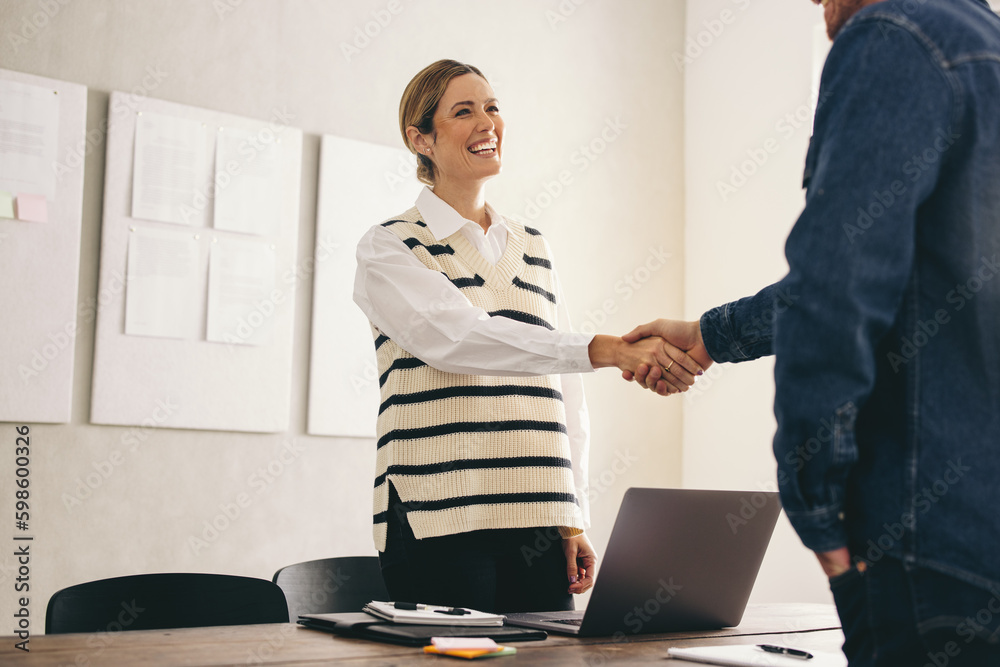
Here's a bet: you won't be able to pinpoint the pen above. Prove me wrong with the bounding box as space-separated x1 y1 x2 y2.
435 607 471 615
758 644 814 659
393 601 470 615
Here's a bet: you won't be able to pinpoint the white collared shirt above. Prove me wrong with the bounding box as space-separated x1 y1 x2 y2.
414 185 509 266
353 186 593 529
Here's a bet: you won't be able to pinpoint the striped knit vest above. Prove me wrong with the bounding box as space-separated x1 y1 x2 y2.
370 206 584 551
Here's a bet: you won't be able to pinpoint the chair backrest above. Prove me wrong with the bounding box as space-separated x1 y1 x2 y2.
45 573 289 634
272 556 389 619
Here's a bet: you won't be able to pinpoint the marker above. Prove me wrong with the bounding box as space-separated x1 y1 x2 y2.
758 644 814 659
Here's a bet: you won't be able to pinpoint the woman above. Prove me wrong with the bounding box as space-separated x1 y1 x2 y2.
353 60 702 613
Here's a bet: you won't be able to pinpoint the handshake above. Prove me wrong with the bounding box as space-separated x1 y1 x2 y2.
588 319 714 396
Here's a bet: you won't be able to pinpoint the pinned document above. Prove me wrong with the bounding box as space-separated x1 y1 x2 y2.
124 227 202 339
0 79 59 200
206 237 276 346
131 112 212 226
213 126 281 236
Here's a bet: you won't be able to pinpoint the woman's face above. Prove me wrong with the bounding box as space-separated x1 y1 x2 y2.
423 73 504 187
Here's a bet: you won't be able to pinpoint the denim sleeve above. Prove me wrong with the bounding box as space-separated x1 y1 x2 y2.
700 282 800 363
771 18 954 552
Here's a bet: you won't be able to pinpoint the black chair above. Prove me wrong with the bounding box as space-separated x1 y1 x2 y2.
45 573 289 634
272 556 389 619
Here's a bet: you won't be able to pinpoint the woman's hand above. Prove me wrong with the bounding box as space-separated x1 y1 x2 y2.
621 320 714 396
563 533 598 595
588 334 703 394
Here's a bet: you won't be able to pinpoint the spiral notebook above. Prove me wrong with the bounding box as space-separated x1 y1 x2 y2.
362 601 504 626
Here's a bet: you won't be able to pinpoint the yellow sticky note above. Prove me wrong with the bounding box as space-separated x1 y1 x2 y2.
423 645 517 659
0 191 14 219
16 193 48 222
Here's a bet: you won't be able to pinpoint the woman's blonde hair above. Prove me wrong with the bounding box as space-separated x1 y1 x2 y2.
399 59 487 186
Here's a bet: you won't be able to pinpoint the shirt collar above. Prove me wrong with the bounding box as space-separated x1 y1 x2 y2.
416 186 506 241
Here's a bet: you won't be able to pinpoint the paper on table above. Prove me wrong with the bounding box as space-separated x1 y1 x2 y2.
213 126 281 236
131 112 212 226
667 645 846 667
0 191 14 219
125 227 203 340
16 193 47 222
206 237 276 345
0 79 59 200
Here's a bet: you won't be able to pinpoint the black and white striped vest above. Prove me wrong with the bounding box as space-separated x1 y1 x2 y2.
369 207 583 551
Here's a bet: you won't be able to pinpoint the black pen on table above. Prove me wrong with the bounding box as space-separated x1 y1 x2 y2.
757 644 814 659
393 601 469 615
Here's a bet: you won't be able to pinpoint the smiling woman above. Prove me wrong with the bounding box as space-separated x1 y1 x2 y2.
398 60 502 204
351 59 703 613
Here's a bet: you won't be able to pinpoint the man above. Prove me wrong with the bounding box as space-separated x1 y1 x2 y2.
626 0 1000 664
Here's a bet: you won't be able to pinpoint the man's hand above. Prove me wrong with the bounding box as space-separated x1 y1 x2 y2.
815 547 853 579
588 334 704 394
621 320 714 396
563 533 598 595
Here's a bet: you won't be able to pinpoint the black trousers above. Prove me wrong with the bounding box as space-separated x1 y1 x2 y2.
378 485 575 614
832 555 1000 666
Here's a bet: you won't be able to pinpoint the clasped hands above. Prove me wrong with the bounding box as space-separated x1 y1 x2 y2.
589 320 714 395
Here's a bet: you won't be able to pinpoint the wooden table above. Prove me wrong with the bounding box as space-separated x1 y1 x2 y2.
3 603 843 666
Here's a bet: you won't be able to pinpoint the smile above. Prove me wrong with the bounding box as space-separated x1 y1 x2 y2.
467 139 497 155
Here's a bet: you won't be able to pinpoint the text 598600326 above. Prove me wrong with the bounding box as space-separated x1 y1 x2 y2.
12 424 31 652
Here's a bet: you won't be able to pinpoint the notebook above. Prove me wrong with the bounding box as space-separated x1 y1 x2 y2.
667 644 846 666
504 487 782 637
362 600 504 626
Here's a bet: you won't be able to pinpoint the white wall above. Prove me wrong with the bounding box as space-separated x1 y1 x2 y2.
683 0 833 605
0 0 687 632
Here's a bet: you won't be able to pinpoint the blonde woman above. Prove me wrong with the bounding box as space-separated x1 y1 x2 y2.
353 60 701 613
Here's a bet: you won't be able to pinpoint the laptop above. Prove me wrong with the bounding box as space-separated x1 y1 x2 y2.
504 487 782 637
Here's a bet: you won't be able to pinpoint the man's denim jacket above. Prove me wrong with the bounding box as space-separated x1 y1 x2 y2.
701 0 1000 592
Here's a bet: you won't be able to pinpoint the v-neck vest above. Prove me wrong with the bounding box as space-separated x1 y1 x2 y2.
368 207 583 551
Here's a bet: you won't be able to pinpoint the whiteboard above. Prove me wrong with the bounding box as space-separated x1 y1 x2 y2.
0 69 86 424
307 135 421 437
90 93 302 433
